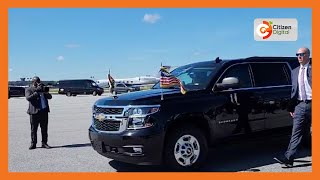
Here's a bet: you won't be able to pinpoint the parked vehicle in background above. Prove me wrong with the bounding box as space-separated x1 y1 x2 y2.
8 86 25 99
111 82 140 95
57 79 104 97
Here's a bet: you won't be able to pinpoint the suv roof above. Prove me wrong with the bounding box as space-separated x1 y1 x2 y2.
185 56 299 70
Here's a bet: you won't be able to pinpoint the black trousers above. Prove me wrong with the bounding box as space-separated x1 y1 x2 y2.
234 112 251 133
30 111 48 144
285 101 312 160
233 105 252 133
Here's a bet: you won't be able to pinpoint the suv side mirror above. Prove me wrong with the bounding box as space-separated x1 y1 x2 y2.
214 77 239 91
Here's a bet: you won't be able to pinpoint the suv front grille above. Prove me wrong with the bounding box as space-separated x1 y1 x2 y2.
93 119 121 131
95 107 123 115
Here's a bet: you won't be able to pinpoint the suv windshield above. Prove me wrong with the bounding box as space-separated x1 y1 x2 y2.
153 62 218 91
91 82 98 87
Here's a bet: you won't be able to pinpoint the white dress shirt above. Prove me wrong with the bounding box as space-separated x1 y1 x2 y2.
298 62 312 100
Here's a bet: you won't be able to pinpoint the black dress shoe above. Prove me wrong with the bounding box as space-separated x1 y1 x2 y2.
273 156 294 168
29 144 36 150
41 143 51 149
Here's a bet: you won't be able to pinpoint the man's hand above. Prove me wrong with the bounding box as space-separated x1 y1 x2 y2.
289 112 294 118
35 85 43 92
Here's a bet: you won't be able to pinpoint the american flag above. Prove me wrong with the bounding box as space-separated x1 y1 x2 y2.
160 67 187 94
108 73 115 88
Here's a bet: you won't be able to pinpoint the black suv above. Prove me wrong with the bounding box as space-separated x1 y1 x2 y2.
57 79 104 96
89 57 299 170
8 86 25 99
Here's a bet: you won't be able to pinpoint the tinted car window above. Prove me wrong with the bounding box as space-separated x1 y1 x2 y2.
218 64 252 88
85 81 92 88
283 63 292 83
76 81 87 87
153 64 218 90
91 82 98 87
250 63 289 87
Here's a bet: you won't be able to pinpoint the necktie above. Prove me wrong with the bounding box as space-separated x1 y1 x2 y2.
300 67 307 101
40 93 47 109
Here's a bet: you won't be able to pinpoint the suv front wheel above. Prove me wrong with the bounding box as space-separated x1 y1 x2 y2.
164 125 208 171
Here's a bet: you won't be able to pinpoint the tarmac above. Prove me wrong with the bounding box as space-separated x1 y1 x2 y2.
8 94 312 172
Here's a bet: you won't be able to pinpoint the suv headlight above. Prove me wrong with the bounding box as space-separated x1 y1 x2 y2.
124 106 160 129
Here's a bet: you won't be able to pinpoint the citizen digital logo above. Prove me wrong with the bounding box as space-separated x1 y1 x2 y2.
273 24 292 35
254 18 298 41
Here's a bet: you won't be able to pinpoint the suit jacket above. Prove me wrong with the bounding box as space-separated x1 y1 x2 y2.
288 62 312 112
25 86 52 115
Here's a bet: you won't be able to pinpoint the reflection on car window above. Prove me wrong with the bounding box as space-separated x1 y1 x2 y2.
250 63 289 87
92 82 98 87
153 63 218 91
218 64 252 88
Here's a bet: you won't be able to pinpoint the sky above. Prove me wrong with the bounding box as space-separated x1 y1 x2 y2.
8 8 312 81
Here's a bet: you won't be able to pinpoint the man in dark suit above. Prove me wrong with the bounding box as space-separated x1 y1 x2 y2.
274 47 312 168
25 76 52 150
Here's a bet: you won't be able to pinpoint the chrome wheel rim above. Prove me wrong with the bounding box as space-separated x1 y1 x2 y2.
174 134 200 167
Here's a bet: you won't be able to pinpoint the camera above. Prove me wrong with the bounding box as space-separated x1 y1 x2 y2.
44 86 49 92
37 83 49 92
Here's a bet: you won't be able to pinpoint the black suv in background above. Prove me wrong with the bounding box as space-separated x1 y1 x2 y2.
57 79 104 96
89 57 299 170
8 86 25 99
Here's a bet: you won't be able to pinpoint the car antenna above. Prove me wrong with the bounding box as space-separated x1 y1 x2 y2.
215 57 222 63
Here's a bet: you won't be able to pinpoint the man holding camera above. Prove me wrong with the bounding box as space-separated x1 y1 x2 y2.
25 76 52 150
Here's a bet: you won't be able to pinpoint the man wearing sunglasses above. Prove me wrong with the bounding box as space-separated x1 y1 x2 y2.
274 47 312 168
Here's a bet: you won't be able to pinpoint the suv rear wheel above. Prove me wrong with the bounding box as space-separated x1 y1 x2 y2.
164 125 208 171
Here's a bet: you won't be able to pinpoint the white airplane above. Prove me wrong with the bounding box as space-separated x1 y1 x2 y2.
95 75 160 88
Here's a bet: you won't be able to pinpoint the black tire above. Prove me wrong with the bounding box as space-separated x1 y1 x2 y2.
66 92 72 97
93 91 97 96
164 125 208 171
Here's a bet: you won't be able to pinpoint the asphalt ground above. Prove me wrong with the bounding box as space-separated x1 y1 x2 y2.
8 94 312 172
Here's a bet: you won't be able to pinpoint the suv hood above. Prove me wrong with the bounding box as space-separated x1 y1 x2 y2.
95 88 181 106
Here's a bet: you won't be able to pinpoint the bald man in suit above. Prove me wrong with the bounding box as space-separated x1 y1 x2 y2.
274 47 312 168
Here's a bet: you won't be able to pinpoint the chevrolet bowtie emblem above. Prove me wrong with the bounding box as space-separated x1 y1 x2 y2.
96 113 106 122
